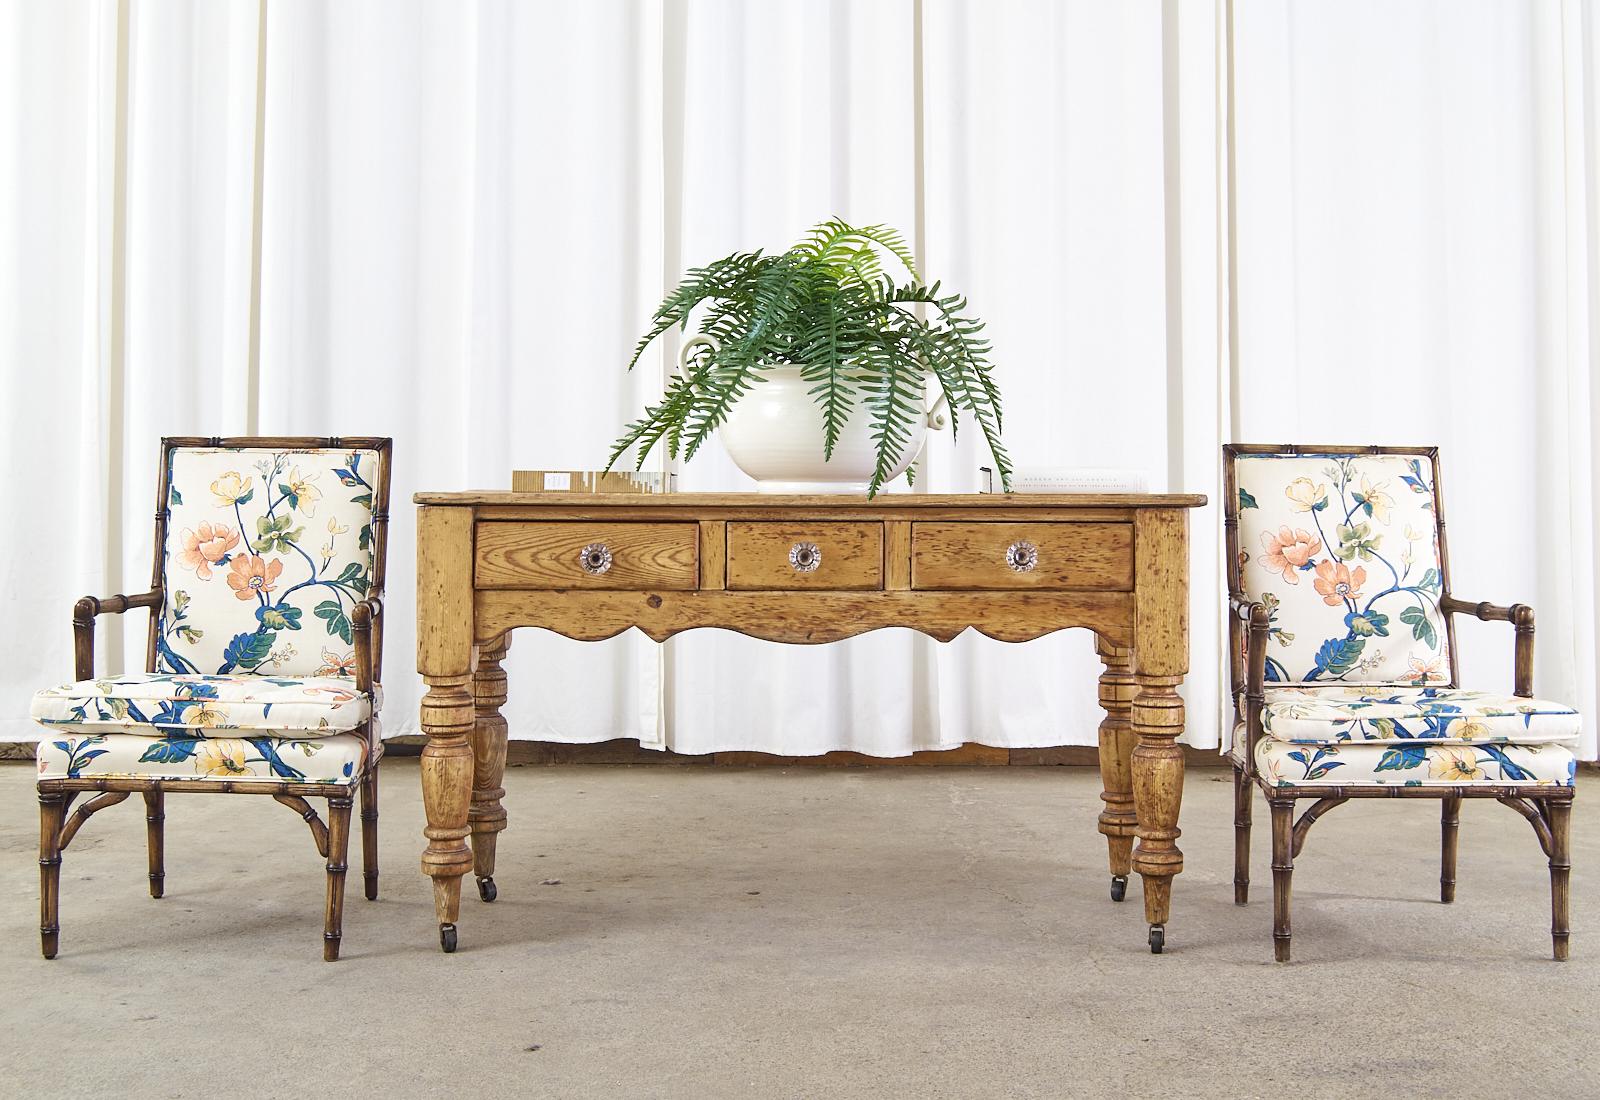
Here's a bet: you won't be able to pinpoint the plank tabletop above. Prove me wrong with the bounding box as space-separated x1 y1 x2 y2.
412 491 1208 508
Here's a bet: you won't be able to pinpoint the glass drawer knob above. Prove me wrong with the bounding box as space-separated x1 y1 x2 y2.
789 541 821 573
1005 540 1038 573
579 543 613 575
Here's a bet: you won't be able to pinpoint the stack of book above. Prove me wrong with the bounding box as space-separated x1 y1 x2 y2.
979 467 1149 494
511 470 677 494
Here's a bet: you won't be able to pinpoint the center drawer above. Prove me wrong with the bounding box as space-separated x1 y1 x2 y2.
726 521 883 590
475 522 699 589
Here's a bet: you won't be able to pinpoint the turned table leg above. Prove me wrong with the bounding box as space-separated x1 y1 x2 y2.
417 504 476 953
470 635 511 903
1129 508 1188 953
1095 635 1137 903
1131 674 1185 952
421 674 475 952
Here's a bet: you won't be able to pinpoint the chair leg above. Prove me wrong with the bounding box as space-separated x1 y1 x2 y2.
323 795 353 962
1270 798 1294 963
144 789 166 899
39 791 65 960
1548 798 1572 962
1440 794 1460 904
360 768 379 901
1233 764 1252 905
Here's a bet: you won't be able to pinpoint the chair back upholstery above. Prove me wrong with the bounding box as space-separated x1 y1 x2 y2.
150 438 391 680
1224 446 1455 689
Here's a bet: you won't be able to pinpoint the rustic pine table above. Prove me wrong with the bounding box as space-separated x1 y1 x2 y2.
413 491 1205 953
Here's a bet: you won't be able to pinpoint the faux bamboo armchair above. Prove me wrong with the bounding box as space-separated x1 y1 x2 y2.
1224 445 1579 961
31 437 392 961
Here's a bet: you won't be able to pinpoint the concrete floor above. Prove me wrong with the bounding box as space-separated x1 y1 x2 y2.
1 759 1594 1099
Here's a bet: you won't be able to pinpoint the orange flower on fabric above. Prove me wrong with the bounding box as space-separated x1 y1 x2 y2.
1407 655 1444 684
1259 527 1322 583
177 521 240 581
314 648 357 677
226 554 283 601
1312 560 1366 606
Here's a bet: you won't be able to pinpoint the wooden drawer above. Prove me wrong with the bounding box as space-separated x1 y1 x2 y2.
910 522 1133 590
475 522 698 590
726 521 883 590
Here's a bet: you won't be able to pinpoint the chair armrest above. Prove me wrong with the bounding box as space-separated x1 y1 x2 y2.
1226 592 1271 767
350 596 383 695
72 591 162 681
1441 596 1535 697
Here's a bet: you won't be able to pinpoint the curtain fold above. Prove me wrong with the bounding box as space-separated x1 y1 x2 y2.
1 0 124 738
1229 0 1600 757
3 0 1595 758
257 0 668 747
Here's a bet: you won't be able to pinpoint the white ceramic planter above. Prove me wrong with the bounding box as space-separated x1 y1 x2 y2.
681 336 947 493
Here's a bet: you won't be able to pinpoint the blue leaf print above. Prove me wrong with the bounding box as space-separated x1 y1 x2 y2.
1344 610 1389 638
1288 747 1345 781
221 630 276 672
1479 744 1534 782
1401 458 1429 494
1309 636 1365 680
1375 745 1426 772
246 737 307 781
138 738 200 764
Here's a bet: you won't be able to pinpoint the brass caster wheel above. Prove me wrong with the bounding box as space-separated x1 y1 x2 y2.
440 923 458 953
1149 925 1165 954
1109 875 1128 902
477 876 497 903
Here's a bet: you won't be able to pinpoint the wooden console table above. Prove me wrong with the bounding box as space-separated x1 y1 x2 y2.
414 491 1205 953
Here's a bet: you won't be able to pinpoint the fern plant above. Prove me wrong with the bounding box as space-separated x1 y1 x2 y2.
607 219 1011 497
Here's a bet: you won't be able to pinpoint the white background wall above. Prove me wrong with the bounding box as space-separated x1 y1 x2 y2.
3 0 1596 758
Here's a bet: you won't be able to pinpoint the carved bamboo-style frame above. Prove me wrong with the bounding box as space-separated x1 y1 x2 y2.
1223 443 1573 962
38 435 392 962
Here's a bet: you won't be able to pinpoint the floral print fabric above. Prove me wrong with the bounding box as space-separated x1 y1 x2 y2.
1252 732 1576 788
1235 453 1450 685
31 672 376 734
157 447 379 679
36 732 366 784
1261 686 1580 746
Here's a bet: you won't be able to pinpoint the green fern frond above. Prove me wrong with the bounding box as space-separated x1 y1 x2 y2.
609 219 1006 496
795 218 920 285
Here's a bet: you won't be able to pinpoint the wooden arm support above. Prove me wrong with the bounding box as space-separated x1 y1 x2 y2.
1441 596 1535 697
350 595 384 695
72 591 162 680
1227 592 1270 765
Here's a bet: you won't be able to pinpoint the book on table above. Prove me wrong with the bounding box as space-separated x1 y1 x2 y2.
511 470 677 494
979 467 1149 494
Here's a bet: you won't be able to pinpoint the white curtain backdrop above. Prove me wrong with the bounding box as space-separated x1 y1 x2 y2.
1230 0 1600 757
3 0 1596 758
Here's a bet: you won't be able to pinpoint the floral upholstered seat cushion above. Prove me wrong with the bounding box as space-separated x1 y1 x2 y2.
157 447 379 678
1261 686 1580 746
1252 733 1576 788
31 672 376 734
1235 453 1449 685
36 732 367 784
